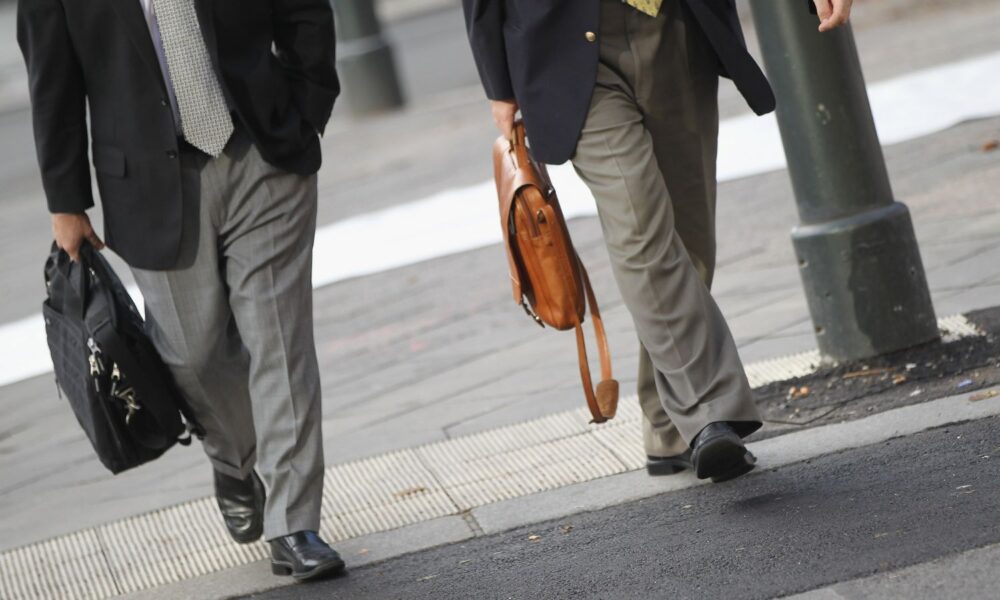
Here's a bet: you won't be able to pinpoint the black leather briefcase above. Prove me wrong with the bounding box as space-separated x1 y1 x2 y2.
42 243 204 474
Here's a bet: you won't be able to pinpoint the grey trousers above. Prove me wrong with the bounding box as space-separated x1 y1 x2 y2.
571 0 762 457
131 133 324 539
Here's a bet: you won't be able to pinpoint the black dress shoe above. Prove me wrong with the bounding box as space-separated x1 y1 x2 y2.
270 531 346 581
214 470 265 544
646 450 693 476
690 422 756 483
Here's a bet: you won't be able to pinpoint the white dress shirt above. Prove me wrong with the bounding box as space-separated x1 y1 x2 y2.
137 0 182 130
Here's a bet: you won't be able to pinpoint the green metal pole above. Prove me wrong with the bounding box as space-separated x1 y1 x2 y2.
331 0 405 115
749 2 938 362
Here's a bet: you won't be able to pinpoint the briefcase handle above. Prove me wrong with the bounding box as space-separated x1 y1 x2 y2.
45 241 92 320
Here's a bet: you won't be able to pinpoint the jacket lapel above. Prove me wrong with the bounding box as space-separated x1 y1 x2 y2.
109 0 166 92
682 0 775 115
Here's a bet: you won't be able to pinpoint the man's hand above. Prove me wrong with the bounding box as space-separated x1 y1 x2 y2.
813 0 854 32
52 212 104 262
490 99 519 139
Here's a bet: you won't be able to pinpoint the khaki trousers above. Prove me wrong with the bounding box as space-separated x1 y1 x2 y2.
131 132 324 540
571 0 762 457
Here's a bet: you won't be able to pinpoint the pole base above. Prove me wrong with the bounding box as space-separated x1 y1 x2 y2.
338 41 405 116
793 202 939 362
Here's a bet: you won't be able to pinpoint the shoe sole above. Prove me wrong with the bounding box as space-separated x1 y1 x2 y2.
693 435 756 483
229 524 264 545
645 459 692 477
272 558 347 581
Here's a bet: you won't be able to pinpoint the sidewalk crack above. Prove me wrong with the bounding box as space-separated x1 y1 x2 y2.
460 510 486 537
412 448 484 535
589 427 638 472
93 528 123 596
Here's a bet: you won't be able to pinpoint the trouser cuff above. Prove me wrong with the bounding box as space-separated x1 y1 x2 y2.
264 508 322 542
207 449 257 480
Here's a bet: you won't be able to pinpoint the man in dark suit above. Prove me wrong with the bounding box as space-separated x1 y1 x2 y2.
464 0 853 482
19 0 344 580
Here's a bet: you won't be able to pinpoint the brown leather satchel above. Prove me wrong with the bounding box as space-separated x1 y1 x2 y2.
493 121 619 423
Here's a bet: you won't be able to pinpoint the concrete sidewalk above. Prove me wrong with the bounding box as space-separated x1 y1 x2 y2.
376 0 457 22
787 544 1000 600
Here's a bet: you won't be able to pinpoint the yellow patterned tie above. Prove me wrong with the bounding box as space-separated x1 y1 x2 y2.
626 0 663 17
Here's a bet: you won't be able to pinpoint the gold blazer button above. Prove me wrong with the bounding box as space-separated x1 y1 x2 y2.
585 31 597 42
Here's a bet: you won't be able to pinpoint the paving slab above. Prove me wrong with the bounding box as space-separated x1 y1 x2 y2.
786 543 1000 600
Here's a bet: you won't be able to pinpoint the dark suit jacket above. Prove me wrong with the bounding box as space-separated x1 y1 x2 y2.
464 0 802 165
18 0 340 269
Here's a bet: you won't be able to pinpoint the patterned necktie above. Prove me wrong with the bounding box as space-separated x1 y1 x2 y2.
151 0 233 157
626 0 663 18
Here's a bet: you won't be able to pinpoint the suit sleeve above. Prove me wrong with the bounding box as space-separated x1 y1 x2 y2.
463 0 515 101
17 0 93 214
272 0 341 135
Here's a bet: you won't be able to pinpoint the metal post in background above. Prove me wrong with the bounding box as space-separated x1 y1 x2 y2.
331 0 405 116
750 2 939 363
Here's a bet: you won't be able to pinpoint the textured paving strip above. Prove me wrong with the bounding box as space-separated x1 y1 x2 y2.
0 317 984 600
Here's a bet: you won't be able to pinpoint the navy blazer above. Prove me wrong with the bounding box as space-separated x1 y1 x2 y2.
464 0 791 164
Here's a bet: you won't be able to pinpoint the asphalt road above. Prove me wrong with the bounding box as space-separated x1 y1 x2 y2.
245 416 1000 600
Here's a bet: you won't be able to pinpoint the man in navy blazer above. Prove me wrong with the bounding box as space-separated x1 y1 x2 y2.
464 0 853 481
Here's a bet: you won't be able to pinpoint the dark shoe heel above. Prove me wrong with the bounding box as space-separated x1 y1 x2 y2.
645 451 694 477
272 562 293 576
709 453 756 483
646 461 689 476
692 428 756 483
646 463 685 476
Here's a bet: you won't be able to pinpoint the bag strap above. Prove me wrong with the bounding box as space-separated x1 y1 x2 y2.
510 121 530 167
498 122 538 304
499 175 524 303
47 243 89 320
572 257 619 424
